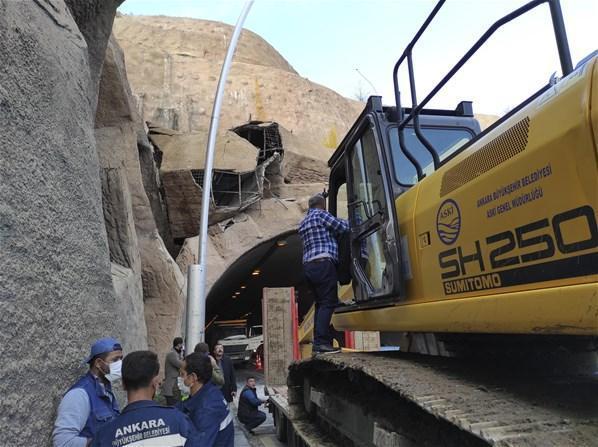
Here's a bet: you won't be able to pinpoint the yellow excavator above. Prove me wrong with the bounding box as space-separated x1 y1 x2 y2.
269 1 598 445
326 0 597 349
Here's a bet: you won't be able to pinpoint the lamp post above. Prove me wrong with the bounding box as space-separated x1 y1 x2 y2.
185 0 255 351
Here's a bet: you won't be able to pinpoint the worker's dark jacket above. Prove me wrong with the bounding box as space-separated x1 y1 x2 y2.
218 355 236 403
91 400 198 446
177 381 234 447
237 386 261 422
68 372 119 439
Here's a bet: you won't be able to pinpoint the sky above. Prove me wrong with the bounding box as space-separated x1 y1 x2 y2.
118 0 598 115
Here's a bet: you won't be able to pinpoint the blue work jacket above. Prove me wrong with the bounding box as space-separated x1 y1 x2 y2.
68 372 120 439
91 400 199 446
177 381 234 447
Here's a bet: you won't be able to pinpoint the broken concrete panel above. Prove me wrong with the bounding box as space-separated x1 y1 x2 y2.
151 119 299 237
160 165 263 239
150 128 258 173
282 151 329 184
231 121 284 164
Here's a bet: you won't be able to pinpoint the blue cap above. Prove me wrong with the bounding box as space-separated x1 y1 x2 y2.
85 337 122 363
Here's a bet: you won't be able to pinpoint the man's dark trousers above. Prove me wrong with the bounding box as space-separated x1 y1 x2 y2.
241 411 267 430
219 355 236 403
304 258 338 347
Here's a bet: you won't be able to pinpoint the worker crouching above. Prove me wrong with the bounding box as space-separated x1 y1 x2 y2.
237 376 268 434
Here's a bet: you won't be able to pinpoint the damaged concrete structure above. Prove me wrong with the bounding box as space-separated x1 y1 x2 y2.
149 121 287 246
232 121 285 198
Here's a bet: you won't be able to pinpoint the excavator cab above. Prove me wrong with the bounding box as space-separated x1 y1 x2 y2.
328 97 480 303
329 0 580 310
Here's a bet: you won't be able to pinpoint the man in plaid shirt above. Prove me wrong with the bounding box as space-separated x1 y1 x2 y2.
299 193 349 354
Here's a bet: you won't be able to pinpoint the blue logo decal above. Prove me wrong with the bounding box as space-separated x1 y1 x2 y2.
436 199 461 245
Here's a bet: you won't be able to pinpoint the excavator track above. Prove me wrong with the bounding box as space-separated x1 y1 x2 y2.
285 352 598 447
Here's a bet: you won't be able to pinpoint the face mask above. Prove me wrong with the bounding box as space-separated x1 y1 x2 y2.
178 376 191 395
104 359 122 383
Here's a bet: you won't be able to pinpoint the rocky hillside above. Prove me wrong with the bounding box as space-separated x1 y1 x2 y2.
113 14 363 163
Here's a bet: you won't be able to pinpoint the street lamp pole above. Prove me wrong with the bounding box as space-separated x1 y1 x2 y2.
185 0 255 351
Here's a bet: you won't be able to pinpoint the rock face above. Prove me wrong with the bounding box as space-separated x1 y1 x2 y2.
112 14 363 164
96 36 186 369
0 1 124 444
100 166 148 351
65 0 124 108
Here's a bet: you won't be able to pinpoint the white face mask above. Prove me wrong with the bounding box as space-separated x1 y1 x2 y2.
104 359 122 383
178 377 191 395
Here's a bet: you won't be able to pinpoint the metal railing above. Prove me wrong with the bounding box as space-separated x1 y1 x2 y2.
392 0 573 181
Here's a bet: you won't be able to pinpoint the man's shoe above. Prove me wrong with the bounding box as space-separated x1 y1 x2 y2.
313 345 341 354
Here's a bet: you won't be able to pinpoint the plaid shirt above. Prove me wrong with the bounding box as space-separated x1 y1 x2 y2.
299 208 349 263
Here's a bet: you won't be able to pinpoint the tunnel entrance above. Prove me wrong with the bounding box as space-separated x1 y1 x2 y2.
204 229 314 347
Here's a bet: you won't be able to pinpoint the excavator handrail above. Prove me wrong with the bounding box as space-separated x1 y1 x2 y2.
393 0 573 181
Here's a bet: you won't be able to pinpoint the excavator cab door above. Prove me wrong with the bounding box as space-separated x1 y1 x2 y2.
343 116 403 302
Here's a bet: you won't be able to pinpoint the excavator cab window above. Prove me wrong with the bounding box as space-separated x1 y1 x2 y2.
389 126 474 185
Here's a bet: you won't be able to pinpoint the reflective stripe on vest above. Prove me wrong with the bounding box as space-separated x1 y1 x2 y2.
219 410 233 431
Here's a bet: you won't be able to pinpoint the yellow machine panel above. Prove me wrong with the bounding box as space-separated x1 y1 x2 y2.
334 57 598 335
